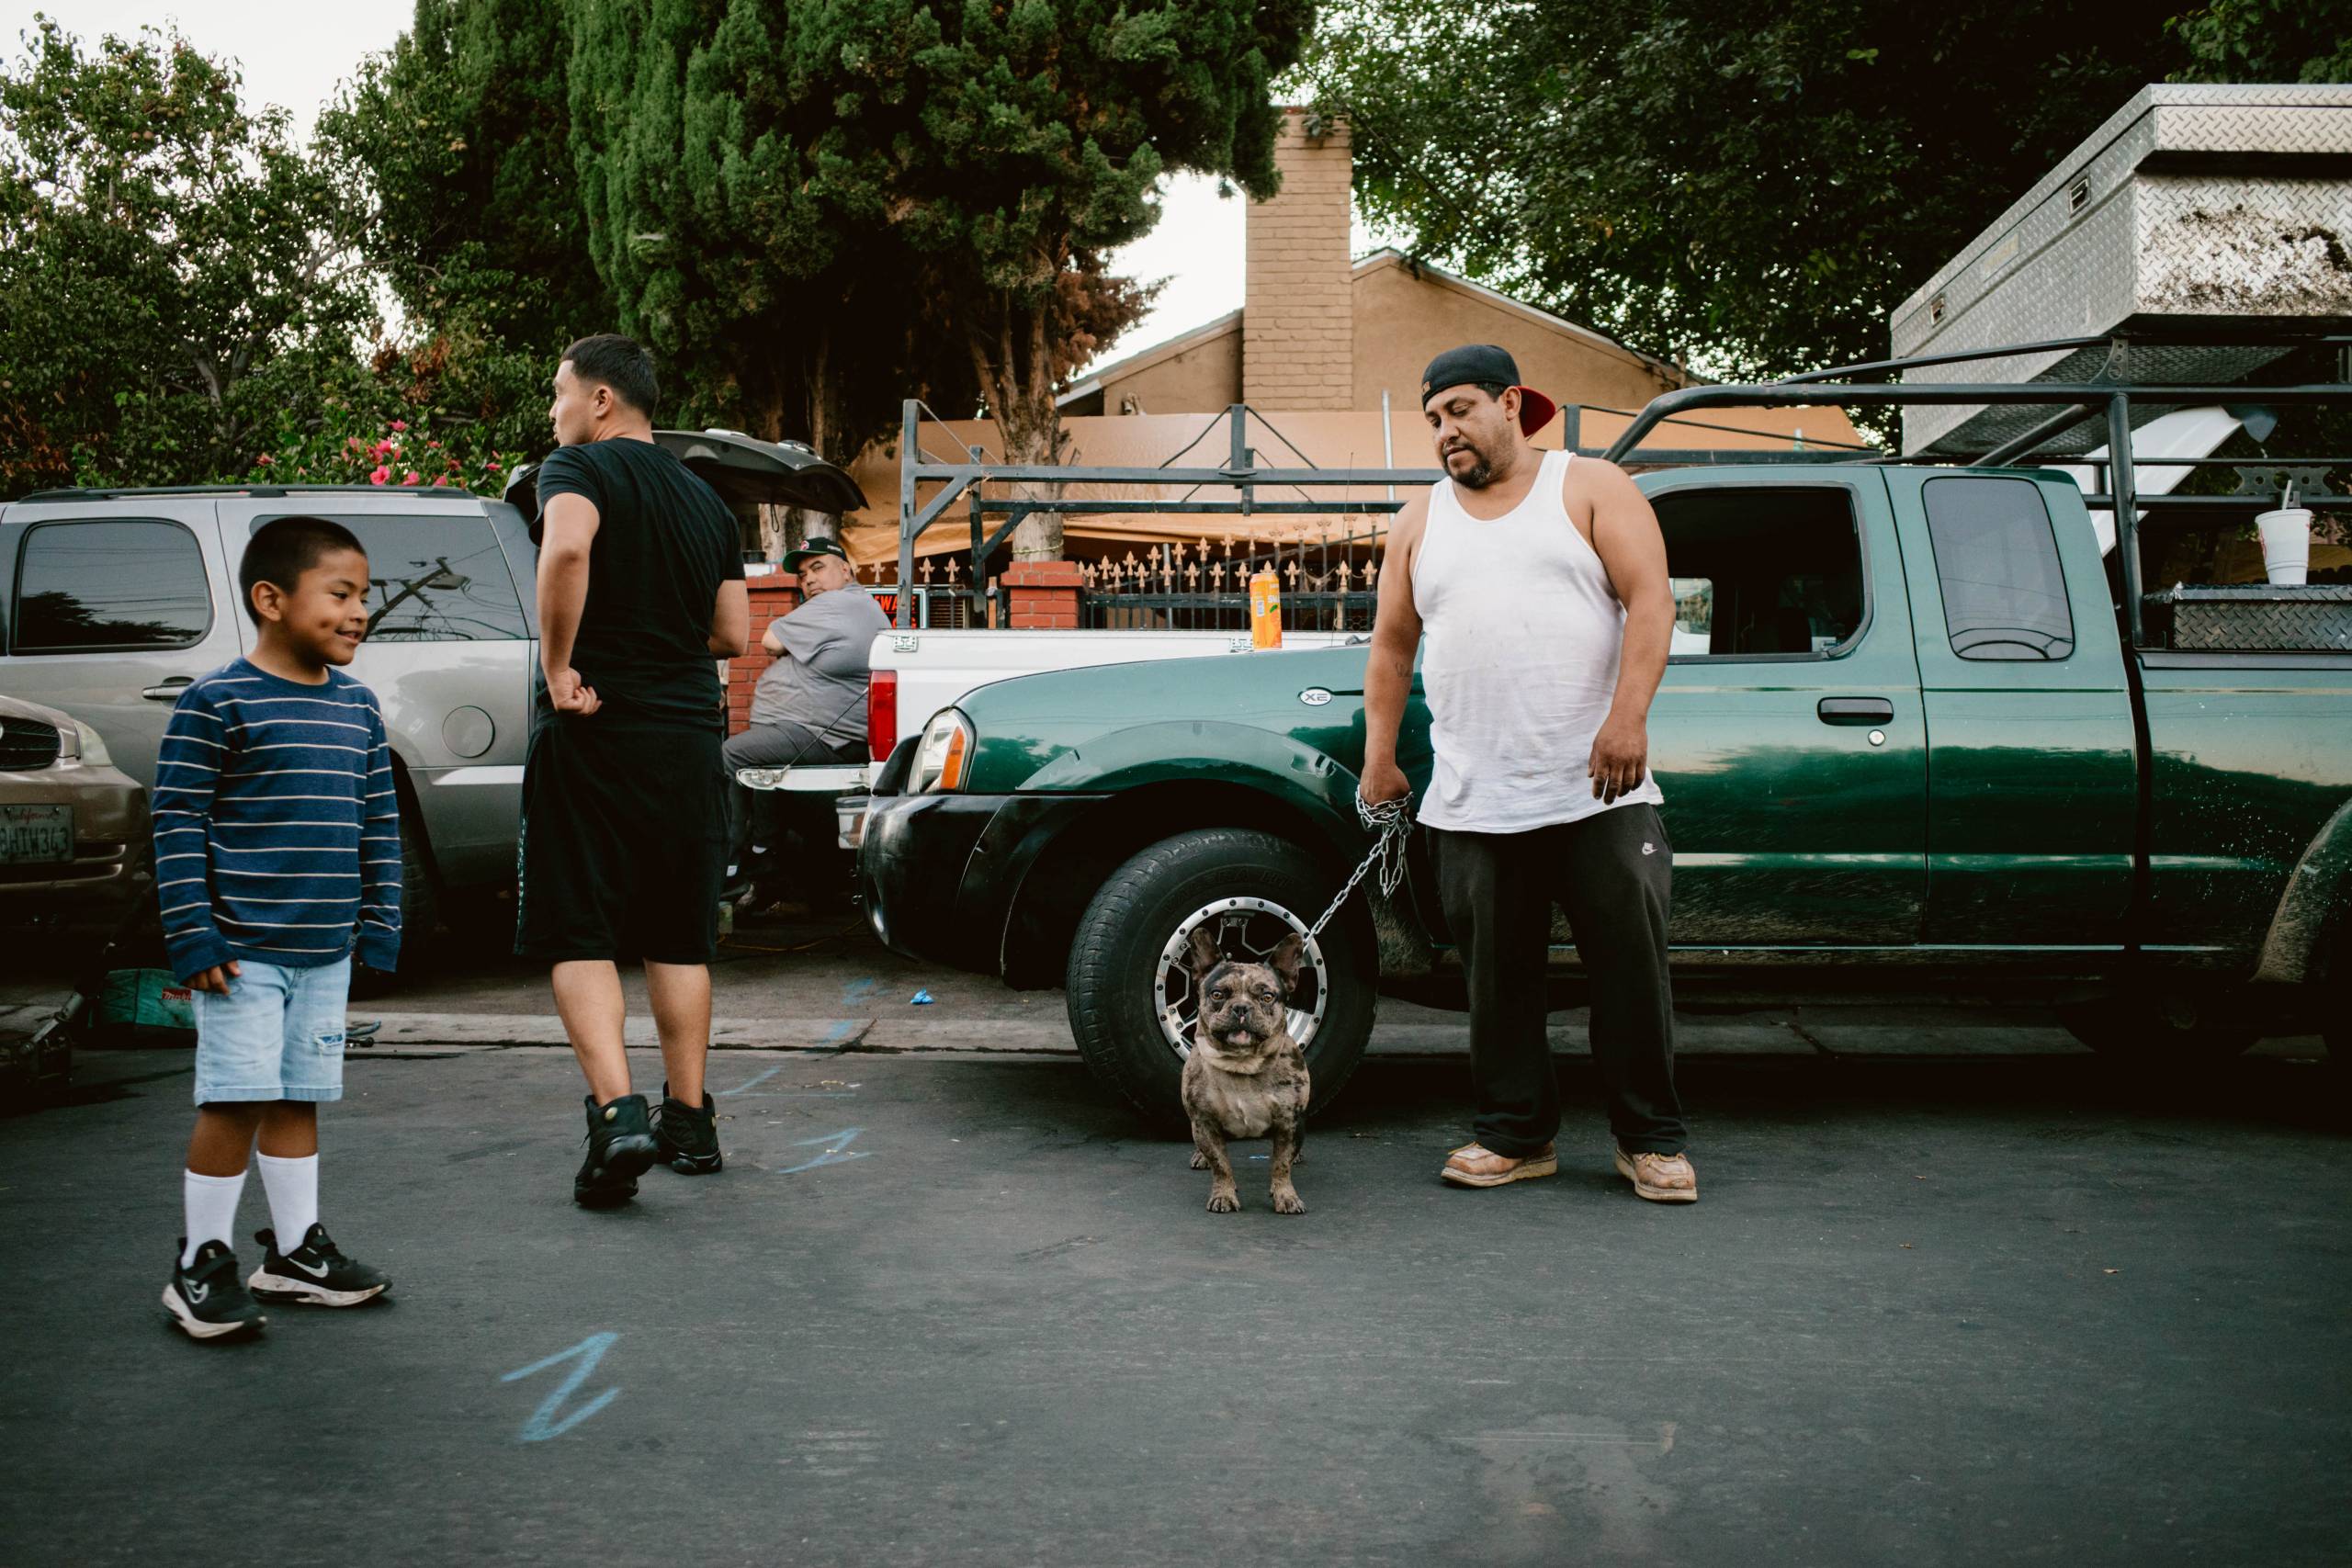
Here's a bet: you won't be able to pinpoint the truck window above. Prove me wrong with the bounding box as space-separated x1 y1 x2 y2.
1654 487 1864 659
254 513 528 642
12 519 212 652
1921 477 2075 661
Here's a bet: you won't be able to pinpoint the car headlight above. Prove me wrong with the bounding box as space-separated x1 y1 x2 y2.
65 720 112 767
912 708 973 793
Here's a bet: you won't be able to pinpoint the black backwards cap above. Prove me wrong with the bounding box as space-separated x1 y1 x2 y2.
1419 344 1558 435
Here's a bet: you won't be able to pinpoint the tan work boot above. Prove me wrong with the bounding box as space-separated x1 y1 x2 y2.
1441 1141 1557 1189
1613 1146 1698 1203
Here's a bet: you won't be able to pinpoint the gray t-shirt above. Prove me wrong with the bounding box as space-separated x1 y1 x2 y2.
747 585 892 747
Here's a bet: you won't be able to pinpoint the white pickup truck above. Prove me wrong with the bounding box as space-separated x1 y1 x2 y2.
736 627 1362 848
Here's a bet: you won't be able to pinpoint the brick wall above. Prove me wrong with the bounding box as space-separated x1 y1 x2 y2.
725 575 801 735
1001 560 1082 628
1243 109 1353 412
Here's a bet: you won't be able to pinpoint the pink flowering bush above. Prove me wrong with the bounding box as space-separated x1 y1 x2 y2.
232 327 541 495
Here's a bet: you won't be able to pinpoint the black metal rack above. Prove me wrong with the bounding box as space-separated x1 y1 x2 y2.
892 333 2350 642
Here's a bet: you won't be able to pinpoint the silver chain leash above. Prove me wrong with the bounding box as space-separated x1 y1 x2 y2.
1304 792 1415 942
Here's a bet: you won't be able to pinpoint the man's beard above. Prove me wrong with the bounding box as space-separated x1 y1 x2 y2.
1445 442 1496 490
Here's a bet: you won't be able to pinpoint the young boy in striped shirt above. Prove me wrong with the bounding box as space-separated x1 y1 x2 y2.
155 516 401 1339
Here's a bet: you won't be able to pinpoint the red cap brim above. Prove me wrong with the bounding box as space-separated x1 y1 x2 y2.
1515 387 1559 436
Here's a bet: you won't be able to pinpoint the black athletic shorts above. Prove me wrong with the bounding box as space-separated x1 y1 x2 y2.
514 717 728 964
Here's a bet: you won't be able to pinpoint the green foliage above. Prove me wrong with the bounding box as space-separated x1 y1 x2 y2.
571 0 1314 479
320 0 609 351
1299 2 2348 385
228 324 545 492
2171 0 2352 85
0 17 368 490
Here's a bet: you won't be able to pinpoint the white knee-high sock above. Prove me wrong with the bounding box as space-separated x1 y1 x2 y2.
254 1152 319 1248
181 1169 247 1266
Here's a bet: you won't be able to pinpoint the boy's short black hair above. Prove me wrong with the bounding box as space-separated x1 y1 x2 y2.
240 516 367 626
562 333 659 416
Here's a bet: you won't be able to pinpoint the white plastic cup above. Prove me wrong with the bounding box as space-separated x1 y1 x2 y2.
2256 506 2312 586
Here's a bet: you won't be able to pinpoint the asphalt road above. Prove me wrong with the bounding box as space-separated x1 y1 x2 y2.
3 1035 2346 1568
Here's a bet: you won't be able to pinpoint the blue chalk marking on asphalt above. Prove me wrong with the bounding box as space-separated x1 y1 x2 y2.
779 1127 870 1174
842 978 877 1007
501 1332 621 1442
718 1066 785 1097
821 1019 860 1044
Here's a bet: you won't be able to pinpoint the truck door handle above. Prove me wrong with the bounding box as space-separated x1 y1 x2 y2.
141 679 193 702
1817 697 1894 727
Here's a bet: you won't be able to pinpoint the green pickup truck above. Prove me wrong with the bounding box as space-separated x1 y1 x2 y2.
859 373 2352 1122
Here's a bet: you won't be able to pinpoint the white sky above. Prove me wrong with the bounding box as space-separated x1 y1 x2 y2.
2 1 1396 368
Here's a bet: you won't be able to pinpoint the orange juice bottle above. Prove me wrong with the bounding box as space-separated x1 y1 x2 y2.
1249 568 1283 649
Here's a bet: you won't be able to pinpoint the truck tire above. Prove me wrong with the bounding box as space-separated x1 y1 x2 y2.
2056 994 2259 1065
1065 828 1375 1132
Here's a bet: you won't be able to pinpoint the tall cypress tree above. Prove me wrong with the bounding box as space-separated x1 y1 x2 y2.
571 0 1315 556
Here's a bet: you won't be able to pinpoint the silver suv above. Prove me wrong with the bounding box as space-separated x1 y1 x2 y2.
0 484 539 940
0 431 865 951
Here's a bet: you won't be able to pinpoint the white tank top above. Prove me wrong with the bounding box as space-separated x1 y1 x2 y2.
1410 448 1665 832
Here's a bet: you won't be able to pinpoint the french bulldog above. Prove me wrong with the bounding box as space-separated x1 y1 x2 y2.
1180 926 1310 1215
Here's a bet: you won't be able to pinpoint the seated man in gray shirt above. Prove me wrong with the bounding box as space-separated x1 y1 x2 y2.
723 536 891 898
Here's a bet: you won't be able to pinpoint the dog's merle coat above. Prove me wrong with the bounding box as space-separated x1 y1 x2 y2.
1179 927 1309 1214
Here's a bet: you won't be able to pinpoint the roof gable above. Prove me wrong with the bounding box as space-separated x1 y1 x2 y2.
1351 250 1679 379
1060 309 1243 406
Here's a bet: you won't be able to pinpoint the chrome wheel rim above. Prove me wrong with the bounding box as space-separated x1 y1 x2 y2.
1154 896 1328 1061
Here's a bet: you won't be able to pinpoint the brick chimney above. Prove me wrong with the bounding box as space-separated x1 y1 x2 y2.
1243 109 1353 412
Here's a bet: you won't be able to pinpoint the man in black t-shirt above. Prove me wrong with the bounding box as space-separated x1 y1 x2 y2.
518 333 750 1208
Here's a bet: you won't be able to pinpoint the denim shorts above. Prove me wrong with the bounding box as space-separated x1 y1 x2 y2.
192 956 352 1105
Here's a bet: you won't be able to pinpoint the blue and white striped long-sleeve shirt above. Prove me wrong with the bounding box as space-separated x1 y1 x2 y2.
152 659 401 984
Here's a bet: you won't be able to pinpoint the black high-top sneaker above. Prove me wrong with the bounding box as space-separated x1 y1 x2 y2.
653 1080 723 1174
247 1224 391 1306
164 1238 266 1340
574 1092 657 1207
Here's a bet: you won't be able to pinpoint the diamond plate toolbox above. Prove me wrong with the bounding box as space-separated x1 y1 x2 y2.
1890 85 2352 457
2143 586 2352 652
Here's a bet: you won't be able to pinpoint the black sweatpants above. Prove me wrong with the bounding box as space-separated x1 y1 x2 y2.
1430 803 1686 1157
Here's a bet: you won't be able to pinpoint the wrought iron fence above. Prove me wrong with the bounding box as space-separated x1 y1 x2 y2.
1078 520 1388 632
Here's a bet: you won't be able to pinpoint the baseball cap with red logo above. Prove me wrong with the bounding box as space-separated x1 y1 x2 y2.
1419 344 1558 436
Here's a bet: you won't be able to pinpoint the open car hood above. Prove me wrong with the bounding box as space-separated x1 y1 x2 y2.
503 429 866 533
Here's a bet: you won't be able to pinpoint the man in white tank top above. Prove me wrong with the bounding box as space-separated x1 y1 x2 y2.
1362 344 1695 1202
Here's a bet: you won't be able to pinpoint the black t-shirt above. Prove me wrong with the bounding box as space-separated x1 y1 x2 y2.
533 437 744 730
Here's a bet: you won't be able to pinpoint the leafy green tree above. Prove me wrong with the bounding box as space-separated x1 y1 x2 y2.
1300 2 2345 386
0 17 368 490
2171 0 2352 85
571 0 1314 556
321 0 608 352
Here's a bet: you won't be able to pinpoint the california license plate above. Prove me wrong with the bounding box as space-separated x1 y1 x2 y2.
0 803 72 864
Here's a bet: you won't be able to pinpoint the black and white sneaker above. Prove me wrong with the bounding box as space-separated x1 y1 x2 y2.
653 1082 724 1174
575 1092 657 1207
247 1224 390 1306
164 1238 266 1340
